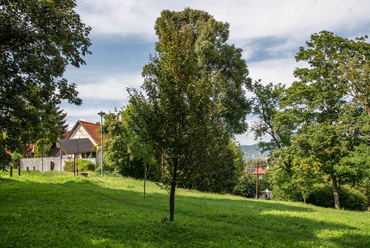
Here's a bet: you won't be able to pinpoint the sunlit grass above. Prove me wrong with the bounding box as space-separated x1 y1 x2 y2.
1 170 369 247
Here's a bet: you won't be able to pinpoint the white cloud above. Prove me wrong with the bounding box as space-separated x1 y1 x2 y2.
61 107 104 129
77 74 143 101
76 0 370 43
248 58 307 86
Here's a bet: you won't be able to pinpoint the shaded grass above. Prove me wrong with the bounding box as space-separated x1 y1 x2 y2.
1 170 369 247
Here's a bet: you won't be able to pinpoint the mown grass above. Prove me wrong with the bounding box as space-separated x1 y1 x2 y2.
0 170 369 247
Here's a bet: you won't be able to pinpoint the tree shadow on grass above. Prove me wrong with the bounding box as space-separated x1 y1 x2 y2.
1 177 369 248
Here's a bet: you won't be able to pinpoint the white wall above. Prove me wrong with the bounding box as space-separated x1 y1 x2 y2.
20 156 96 172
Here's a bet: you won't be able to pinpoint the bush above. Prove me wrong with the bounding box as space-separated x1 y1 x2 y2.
233 173 269 198
271 186 295 202
307 184 367 211
63 159 95 172
340 186 368 211
78 159 95 172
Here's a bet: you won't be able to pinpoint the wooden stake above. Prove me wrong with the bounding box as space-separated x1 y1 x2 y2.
255 161 259 200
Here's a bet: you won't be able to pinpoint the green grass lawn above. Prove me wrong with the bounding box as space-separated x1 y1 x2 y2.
1 170 369 247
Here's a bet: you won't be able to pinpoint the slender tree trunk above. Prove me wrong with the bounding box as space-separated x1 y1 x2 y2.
169 159 178 221
302 191 306 204
144 163 147 200
332 175 340 210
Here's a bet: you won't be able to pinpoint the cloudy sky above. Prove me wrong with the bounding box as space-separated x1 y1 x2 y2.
61 0 370 145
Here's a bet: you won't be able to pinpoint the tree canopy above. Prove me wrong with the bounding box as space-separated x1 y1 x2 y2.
152 8 251 134
0 0 91 165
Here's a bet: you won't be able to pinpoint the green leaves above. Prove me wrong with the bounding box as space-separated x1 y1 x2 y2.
1 0 91 164
152 8 251 134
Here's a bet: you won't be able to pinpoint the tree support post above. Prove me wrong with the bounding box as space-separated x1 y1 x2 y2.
255 161 259 199
9 166 13 177
17 166 21 176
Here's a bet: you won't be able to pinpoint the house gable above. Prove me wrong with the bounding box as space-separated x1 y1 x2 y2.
67 120 101 146
69 125 94 143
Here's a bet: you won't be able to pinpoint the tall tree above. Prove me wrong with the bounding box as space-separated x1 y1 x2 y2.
288 31 369 209
129 9 250 221
0 0 91 167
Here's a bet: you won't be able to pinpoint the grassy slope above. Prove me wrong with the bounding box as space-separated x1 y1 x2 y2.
0 171 369 248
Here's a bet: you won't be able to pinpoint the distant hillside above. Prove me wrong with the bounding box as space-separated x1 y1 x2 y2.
240 144 268 160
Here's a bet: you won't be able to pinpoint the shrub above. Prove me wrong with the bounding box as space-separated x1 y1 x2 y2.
233 173 269 198
270 186 295 201
78 159 95 172
307 184 367 211
63 159 95 172
340 186 368 211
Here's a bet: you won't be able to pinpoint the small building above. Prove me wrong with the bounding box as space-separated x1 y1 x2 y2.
50 120 103 159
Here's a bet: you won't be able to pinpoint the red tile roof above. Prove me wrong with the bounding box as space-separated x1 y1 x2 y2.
245 167 267 174
63 131 71 140
79 120 102 144
66 120 106 145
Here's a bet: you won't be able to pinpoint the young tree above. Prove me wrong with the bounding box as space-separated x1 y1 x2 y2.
0 0 91 167
129 9 250 221
123 106 160 199
102 109 158 180
102 111 133 175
